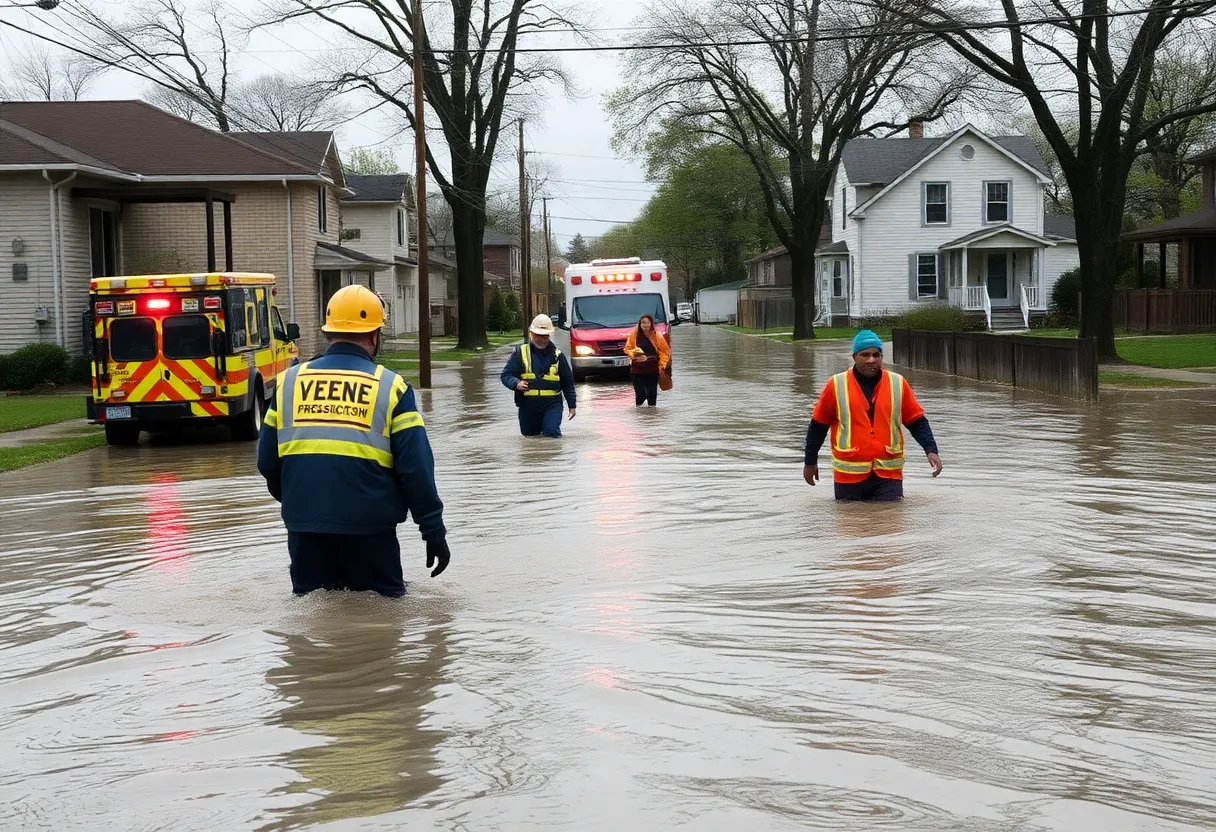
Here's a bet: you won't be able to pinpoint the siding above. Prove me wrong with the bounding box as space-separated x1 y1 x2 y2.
339 200 419 336
853 131 1046 316
0 173 59 352
1043 242 1080 304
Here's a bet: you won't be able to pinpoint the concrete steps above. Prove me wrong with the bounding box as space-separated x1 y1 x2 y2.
990 309 1026 332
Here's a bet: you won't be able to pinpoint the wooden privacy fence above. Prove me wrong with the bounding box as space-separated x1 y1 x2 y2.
1113 289 1216 332
892 329 1099 401
737 297 794 330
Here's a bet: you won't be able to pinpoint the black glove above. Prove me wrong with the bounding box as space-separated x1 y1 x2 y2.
426 538 450 578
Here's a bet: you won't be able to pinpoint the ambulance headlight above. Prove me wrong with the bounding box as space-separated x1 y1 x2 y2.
574 345 595 356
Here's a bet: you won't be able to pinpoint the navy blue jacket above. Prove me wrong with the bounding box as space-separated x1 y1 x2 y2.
500 341 577 409
257 342 446 540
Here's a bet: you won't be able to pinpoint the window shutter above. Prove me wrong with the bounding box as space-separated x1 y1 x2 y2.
908 253 918 301
937 253 947 299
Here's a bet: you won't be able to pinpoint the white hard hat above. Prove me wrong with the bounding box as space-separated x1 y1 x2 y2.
529 314 555 336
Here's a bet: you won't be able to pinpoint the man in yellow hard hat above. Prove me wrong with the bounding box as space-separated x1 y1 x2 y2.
257 284 450 596
500 313 577 437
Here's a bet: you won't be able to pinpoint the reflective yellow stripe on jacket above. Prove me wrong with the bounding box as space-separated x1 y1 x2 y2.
830 370 906 477
520 344 563 397
274 362 398 468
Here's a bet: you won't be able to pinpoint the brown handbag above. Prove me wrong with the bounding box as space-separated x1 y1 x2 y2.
659 364 673 391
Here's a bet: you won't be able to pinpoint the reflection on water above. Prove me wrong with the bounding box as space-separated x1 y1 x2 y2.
0 326 1215 830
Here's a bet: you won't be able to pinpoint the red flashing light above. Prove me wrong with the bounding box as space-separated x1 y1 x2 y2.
571 276 583 286
146 298 172 311
203 296 222 310
650 272 663 281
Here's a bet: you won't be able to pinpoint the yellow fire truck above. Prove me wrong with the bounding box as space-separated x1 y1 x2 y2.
84 273 300 446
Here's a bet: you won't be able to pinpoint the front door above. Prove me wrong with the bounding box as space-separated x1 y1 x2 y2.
986 252 1010 305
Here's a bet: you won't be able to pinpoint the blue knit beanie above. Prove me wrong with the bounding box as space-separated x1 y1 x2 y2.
852 329 883 354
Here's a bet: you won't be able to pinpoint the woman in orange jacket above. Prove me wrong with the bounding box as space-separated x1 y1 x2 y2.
624 314 671 407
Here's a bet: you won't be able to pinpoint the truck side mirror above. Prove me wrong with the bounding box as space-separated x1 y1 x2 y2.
287 323 301 341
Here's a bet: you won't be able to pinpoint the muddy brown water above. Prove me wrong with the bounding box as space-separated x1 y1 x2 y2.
1 326 1214 830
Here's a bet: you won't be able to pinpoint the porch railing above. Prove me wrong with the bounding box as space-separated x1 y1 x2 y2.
948 286 964 307
1024 285 1041 309
965 285 987 310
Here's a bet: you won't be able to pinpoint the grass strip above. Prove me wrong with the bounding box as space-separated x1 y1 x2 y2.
0 395 85 433
0 432 107 473
1098 370 1205 389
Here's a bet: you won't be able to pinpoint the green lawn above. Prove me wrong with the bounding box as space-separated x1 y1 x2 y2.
1115 335 1216 369
1098 370 1206 389
0 395 85 433
0 432 106 473
1023 329 1080 339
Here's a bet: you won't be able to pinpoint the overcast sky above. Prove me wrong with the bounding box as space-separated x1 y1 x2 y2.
1 0 659 257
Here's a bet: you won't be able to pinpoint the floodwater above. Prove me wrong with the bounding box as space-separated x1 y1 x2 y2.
1 325 1215 831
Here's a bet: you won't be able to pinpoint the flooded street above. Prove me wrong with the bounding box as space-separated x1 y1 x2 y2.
2 324 1215 831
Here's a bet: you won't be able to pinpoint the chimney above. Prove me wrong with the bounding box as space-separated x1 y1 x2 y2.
908 120 924 140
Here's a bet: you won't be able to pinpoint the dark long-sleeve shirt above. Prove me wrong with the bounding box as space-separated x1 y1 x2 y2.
804 368 938 465
500 341 577 409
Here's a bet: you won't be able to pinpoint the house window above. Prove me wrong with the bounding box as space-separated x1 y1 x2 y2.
397 209 406 247
984 181 1010 223
761 260 775 286
832 260 844 298
89 208 118 278
318 187 328 233
917 254 939 298
923 183 949 225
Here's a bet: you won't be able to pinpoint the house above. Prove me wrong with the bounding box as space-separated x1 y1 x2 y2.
340 172 426 337
695 279 748 324
1124 146 1216 289
431 226 522 290
0 101 389 356
818 123 1079 330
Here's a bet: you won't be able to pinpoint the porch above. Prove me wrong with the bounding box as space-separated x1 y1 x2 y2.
940 225 1055 331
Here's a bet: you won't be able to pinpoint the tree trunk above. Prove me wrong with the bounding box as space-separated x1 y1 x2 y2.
1073 200 1122 358
788 241 817 340
449 200 489 350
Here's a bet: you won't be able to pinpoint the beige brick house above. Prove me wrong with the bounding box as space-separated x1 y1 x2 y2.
0 101 389 356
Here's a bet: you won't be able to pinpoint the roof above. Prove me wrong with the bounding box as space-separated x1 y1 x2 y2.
939 223 1056 250
1044 215 1076 240
431 227 520 248
315 241 393 271
841 132 1048 186
345 173 410 202
697 279 749 293
744 245 788 265
816 240 849 255
1122 208 1216 241
1185 146 1216 164
232 131 333 173
0 101 321 178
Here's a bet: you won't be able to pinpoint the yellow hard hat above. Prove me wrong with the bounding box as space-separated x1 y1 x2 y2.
323 284 385 333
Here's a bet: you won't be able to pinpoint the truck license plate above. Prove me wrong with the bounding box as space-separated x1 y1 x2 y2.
612 357 630 367
105 406 132 420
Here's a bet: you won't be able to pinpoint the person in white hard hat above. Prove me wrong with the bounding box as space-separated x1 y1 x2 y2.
500 314 577 437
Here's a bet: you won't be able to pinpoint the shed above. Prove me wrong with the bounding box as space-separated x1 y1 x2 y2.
695 279 748 324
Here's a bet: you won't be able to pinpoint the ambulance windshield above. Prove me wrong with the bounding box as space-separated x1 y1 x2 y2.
572 294 667 329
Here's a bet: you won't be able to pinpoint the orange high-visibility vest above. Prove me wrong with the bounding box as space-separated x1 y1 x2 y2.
814 369 921 483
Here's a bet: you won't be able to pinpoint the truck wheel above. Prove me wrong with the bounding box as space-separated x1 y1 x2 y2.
104 422 141 446
230 381 264 442
573 368 587 383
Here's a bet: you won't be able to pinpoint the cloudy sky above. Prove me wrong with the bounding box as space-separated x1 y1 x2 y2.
1 0 656 256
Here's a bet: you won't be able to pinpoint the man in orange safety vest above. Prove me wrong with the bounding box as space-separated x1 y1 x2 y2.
802 330 943 501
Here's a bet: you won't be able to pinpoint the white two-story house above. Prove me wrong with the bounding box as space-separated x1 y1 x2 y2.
817 123 1079 330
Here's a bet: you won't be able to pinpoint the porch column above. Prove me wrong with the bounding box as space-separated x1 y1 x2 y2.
204 195 216 272
1036 247 1044 305
1181 238 1193 288
1159 242 1167 289
222 200 234 271
962 247 969 303
1135 243 1144 288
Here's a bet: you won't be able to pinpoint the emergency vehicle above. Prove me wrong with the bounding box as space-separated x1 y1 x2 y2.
558 257 678 382
84 272 300 446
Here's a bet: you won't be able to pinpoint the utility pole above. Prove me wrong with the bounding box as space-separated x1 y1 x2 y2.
413 0 431 388
518 118 531 338
543 197 552 316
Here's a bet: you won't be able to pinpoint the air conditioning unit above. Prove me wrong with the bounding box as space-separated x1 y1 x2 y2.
34 306 50 324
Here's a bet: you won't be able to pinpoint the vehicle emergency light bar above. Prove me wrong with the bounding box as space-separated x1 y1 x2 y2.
589 257 643 266
591 273 642 284
93 295 223 315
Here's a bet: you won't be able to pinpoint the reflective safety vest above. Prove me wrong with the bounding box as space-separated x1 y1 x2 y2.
519 344 563 397
274 361 403 468
830 369 907 483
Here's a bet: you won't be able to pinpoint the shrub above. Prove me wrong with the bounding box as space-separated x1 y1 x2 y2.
856 312 899 331
70 355 93 385
503 291 523 328
0 354 9 390
893 305 979 332
4 343 71 390
1051 267 1081 324
486 288 509 332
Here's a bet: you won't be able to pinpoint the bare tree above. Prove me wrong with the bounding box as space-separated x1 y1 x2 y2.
0 44 107 101
231 73 351 131
893 0 1216 356
610 0 970 339
272 0 579 348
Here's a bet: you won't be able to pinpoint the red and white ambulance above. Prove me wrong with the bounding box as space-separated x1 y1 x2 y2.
557 257 678 382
